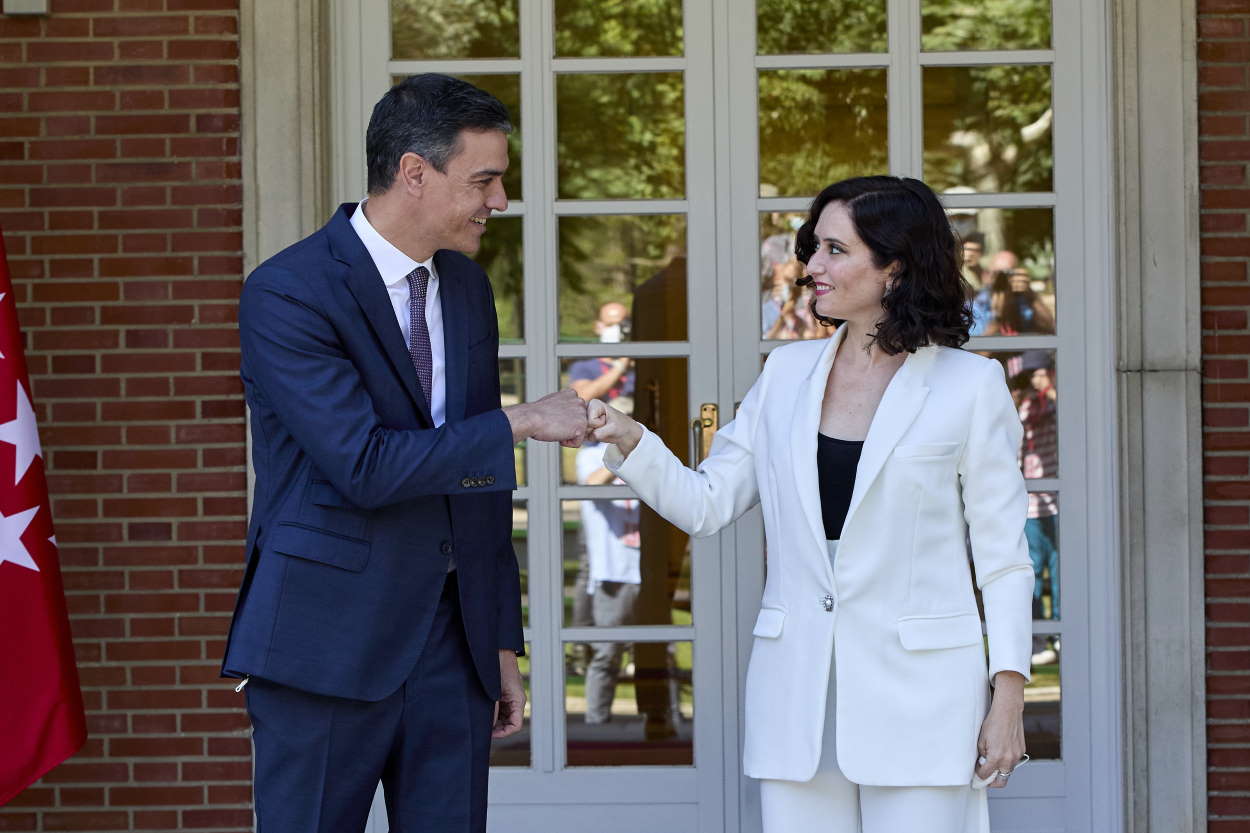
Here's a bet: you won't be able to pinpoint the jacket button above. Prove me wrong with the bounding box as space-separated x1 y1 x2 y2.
440 541 454 554
461 477 471 488
486 475 495 485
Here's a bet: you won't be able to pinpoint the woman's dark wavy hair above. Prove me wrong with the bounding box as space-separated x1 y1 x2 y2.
794 176 973 355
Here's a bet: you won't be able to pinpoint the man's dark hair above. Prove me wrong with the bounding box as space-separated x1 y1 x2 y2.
366 74 512 194
795 176 973 355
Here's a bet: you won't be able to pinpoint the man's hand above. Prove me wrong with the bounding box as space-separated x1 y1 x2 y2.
503 389 589 447
586 399 644 457
493 650 526 739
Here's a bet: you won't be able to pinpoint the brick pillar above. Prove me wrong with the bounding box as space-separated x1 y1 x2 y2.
0 1 249 830
1199 1 1250 831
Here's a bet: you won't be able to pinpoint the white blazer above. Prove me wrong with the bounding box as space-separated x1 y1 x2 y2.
605 326 1033 786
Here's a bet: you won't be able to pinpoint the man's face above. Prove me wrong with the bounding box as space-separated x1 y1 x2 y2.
417 129 509 255
962 241 983 267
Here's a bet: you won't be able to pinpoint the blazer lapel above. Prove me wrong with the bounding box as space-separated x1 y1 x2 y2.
841 346 936 530
435 250 468 422
327 204 433 424
789 327 847 558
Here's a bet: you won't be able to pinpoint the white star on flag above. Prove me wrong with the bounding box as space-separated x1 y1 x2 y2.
0 379 42 485
0 505 40 572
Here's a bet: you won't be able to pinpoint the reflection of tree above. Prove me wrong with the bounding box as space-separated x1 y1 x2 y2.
921 0 1051 51
476 217 524 341
391 0 519 60
759 69 889 197
558 216 685 342
554 0 683 57
756 0 887 54
557 73 685 200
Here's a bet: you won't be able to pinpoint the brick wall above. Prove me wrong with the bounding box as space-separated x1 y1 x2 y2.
1200 1 1250 831
0 1 249 831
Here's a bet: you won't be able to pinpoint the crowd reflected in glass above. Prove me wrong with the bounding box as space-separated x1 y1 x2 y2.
759 68 889 197
759 211 834 341
924 65 1053 194
554 0 684 57
982 350 1058 479
921 0 1052 51
1024 634 1060 759
756 0 887 54
949 206 1055 336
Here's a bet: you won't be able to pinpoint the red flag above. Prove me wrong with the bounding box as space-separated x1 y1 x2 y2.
0 230 86 805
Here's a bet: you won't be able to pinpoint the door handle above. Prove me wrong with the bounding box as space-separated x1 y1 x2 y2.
690 403 718 467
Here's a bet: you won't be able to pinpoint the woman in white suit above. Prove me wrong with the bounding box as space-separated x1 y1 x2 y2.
587 176 1033 831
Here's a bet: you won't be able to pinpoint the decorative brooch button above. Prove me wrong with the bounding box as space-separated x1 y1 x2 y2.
821 595 835 612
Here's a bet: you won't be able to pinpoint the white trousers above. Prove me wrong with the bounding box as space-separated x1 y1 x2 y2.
758 541 990 833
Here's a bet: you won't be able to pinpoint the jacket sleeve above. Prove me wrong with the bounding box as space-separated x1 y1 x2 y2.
958 358 1035 683
604 359 769 538
239 266 516 509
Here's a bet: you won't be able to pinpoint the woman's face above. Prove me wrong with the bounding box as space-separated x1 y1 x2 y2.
803 201 896 323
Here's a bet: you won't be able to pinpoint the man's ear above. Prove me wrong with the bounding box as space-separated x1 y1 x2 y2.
397 151 429 194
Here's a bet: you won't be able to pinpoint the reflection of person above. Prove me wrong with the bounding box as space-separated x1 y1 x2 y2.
575 443 642 724
589 176 1033 831
222 74 590 833
984 267 1055 336
1013 352 1059 648
960 232 985 297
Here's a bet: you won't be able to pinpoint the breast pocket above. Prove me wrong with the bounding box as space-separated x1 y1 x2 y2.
893 442 960 460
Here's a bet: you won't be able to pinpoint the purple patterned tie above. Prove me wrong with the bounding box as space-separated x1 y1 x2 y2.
406 265 433 400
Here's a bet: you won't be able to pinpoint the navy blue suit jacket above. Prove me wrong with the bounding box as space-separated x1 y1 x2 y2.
222 204 523 702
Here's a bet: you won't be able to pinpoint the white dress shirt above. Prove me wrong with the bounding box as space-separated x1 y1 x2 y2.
349 200 446 427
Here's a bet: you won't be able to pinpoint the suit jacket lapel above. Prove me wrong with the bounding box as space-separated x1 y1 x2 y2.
841 346 936 529
327 204 433 425
435 250 468 422
790 327 847 557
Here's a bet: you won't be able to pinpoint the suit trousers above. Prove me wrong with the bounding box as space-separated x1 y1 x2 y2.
245 572 495 833
758 541 990 833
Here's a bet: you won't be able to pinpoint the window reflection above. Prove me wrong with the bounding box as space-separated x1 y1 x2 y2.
475 216 524 342
391 0 519 59
1025 634 1060 759
554 0 684 57
759 68 889 197
499 358 526 485
923 65 1054 194
565 640 694 766
1025 493 1059 622
949 206 1054 336
759 211 835 341
756 0 887 54
512 500 529 629
921 0 1052 51
557 215 687 342
557 73 686 200
982 351 1058 479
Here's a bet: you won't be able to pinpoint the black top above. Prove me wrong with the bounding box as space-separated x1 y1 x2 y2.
817 433 864 541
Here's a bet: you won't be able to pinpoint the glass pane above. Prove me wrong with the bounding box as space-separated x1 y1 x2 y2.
554 0 683 57
759 211 836 341
561 496 692 628
1025 633 1060 759
391 0 519 59
560 357 688 482
557 215 687 342
489 642 532 767
950 207 1054 336
922 0 1052 51
389 74 522 202
756 0 887 54
923 66 1054 194
513 500 530 628
1025 494 1059 621
981 350 1058 479
557 73 685 200
477 216 524 342
500 358 526 485
759 69 889 197
564 640 693 766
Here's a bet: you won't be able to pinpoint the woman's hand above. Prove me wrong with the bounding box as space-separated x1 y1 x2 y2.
975 670 1028 789
586 399 644 457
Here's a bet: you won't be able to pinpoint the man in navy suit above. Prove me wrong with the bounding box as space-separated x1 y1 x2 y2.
221 74 588 833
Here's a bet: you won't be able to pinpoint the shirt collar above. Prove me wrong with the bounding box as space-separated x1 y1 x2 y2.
349 200 438 288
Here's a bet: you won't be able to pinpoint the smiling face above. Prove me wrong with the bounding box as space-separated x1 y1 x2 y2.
406 128 509 256
802 201 897 325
